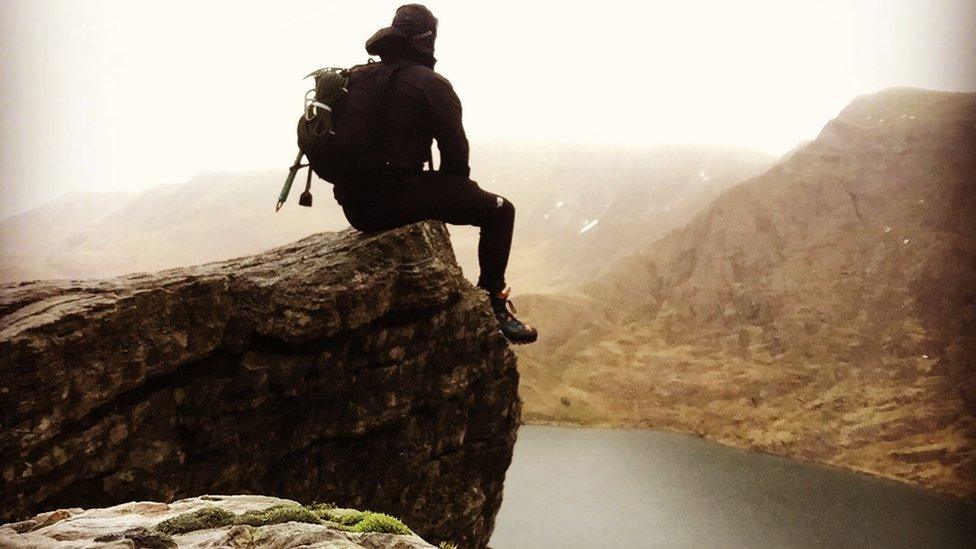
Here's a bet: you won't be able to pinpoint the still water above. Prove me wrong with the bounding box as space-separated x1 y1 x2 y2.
490 426 975 549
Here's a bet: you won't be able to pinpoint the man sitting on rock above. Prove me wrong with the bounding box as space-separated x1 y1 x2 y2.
333 4 537 344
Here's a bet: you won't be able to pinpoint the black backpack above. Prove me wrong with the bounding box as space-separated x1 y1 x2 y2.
276 60 405 211
301 60 412 179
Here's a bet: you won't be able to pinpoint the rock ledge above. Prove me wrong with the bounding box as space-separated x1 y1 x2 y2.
0 222 520 548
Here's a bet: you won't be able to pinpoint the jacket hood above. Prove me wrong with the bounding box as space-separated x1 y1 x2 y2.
365 4 437 68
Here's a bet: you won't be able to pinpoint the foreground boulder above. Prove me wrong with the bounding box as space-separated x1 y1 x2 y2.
0 494 436 548
0 222 520 548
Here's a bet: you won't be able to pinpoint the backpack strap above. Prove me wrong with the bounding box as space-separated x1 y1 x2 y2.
370 60 413 107
370 60 436 172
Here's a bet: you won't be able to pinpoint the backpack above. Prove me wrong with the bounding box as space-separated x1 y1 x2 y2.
276 60 404 211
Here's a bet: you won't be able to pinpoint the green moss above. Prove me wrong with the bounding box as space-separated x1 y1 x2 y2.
350 512 412 535
94 527 177 549
306 502 341 524
152 503 412 538
314 507 412 535
226 525 258 543
234 504 323 527
155 506 235 535
124 528 178 549
317 508 365 526
438 542 458 549
306 502 336 513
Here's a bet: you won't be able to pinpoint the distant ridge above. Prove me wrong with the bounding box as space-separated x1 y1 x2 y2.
0 145 774 293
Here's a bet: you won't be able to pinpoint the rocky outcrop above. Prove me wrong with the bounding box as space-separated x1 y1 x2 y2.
0 494 436 548
0 222 520 549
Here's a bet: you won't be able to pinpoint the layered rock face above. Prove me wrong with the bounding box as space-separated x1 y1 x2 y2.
0 222 520 549
517 88 976 496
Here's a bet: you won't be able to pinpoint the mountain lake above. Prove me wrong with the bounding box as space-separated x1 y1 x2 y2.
490 425 976 548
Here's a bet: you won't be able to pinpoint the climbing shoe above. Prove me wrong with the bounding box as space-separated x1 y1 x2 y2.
489 288 538 344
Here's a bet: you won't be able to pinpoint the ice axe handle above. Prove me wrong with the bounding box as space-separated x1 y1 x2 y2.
276 151 305 212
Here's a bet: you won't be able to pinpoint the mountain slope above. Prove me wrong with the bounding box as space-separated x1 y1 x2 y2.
516 88 976 496
452 144 773 292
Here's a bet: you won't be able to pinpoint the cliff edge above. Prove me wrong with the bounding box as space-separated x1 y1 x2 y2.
0 221 520 549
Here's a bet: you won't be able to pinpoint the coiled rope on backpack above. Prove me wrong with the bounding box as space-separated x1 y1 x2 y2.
304 67 348 125
277 67 348 211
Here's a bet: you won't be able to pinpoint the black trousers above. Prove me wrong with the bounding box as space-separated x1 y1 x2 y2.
339 172 514 294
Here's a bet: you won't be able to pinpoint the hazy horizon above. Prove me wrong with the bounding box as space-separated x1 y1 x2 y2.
2 0 975 217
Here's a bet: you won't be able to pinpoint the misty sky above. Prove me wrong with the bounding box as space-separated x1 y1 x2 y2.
1 0 974 217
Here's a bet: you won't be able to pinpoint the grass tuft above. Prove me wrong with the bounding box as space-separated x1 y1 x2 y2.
350 511 412 535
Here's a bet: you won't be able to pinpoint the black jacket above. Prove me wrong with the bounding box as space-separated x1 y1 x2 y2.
377 60 470 179
331 57 471 206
